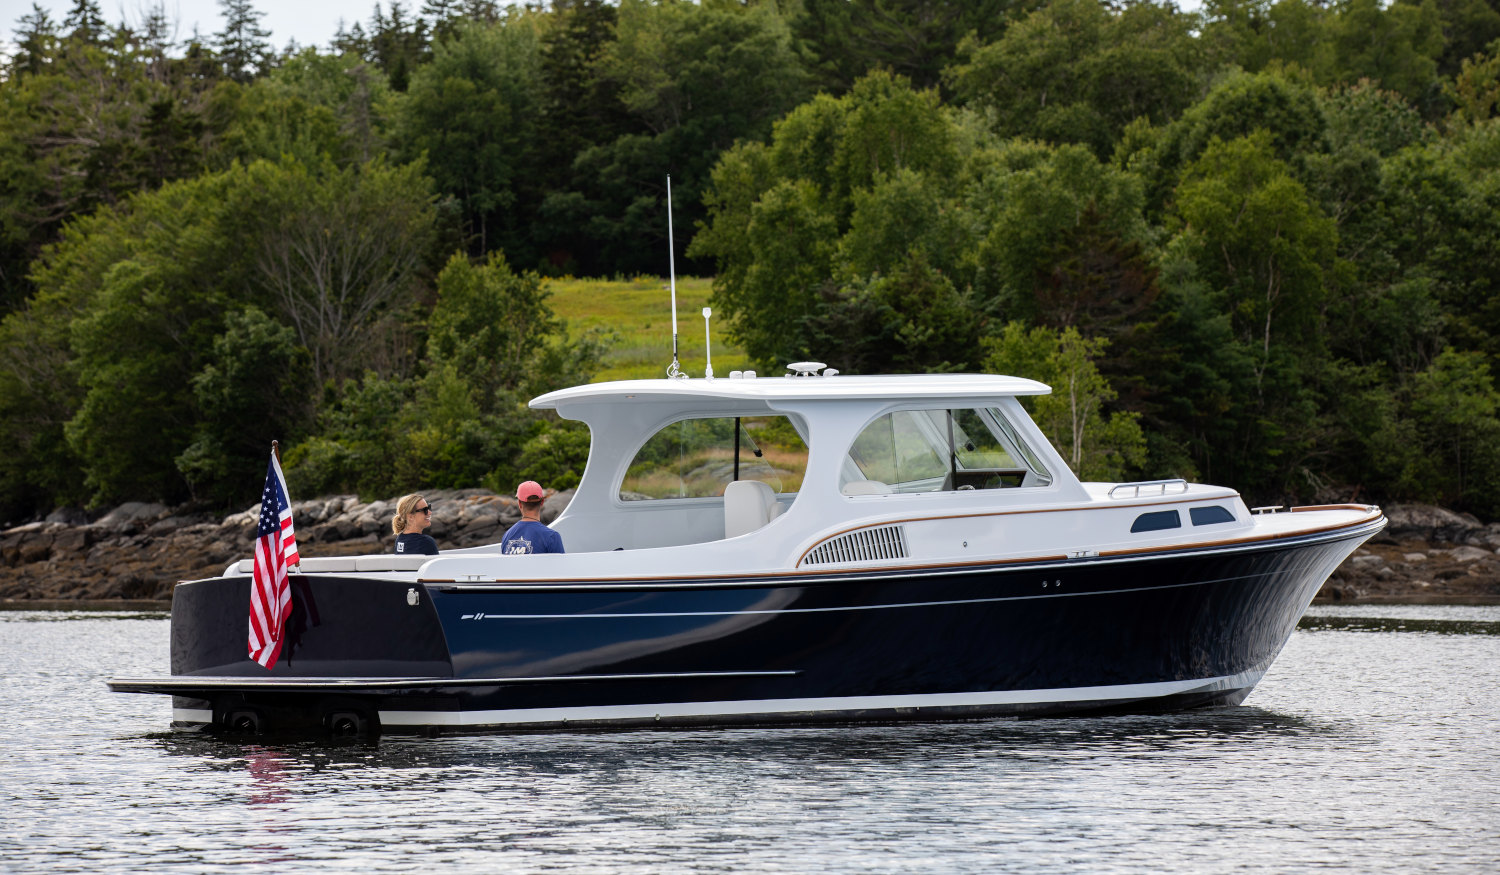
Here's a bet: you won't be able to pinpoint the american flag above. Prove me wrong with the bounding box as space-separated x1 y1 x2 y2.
248 450 300 669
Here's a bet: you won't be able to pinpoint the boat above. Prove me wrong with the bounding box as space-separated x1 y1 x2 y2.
109 363 1386 735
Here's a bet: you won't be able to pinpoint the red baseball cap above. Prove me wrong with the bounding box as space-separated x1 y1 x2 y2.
517 480 545 501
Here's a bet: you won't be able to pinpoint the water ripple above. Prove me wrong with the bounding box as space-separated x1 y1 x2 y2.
2 609 1496 873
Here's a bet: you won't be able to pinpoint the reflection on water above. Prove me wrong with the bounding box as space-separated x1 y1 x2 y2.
152 705 1322 776
1301 603 1500 635
2 607 1497 873
1299 614 1500 635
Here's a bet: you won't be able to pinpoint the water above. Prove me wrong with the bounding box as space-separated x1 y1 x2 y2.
2 605 1497 873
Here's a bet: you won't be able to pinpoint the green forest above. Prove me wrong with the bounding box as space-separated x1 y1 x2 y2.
3 0 1500 523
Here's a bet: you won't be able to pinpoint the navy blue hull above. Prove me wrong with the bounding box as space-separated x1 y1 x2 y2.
119 526 1370 734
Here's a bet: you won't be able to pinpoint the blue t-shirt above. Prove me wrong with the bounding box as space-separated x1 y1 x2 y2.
394 533 438 555
501 520 564 555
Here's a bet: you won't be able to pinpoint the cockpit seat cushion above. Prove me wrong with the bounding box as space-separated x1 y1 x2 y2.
842 479 893 495
724 479 781 539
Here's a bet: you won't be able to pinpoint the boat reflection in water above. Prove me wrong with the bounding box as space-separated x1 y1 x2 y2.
110 364 1385 736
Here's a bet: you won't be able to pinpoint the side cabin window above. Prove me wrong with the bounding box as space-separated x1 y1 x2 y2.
620 415 809 500
1190 506 1236 526
842 407 1053 495
1131 510 1182 533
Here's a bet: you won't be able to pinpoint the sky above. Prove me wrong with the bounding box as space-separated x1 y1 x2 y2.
8 1 433 52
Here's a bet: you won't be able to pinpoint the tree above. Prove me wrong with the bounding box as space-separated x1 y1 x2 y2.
1128 69 1329 221
369 1 429 90
1431 0 1500 79
222 49 392 167
965 140 1151 321
982 322 1146 480
1450 40 1500 124
804 249 979 374
949 0 1207 157
61 0 106 43
793 0 1030 95
694 70 979 367
537 0 631 232
421 0 465 41
10 4 59 77
4 156 439 508
284 252 604 499
0 31 232 312
395 17 541 259
1409 348 1500 515
426 252 562 402
1200 0 1333 80
214 0 273 83
550 0 813 275
1170 132 1340 384
177 308 314 504
247 158 438 388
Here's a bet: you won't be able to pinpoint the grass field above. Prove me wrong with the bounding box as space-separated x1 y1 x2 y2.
546 276 755 382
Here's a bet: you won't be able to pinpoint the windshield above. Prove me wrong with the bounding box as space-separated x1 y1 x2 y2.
842 407 1051 494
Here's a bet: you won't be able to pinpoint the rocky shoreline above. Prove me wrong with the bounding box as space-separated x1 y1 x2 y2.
1 496 1496 605
0 488 572 602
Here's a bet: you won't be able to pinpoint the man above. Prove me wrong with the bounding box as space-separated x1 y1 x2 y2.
500 480 565 554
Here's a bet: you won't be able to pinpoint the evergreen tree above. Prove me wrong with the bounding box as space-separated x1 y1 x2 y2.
62 0 107 43
331 19 371 57
369 2 429 90
461 0 501 23
214 0 272 83
10 4 59 77
421 0 464 41
138 2 175 83
794 0 1029 94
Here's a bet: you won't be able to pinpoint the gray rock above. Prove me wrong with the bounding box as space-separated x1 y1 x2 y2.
95 502 169 530
45 507 91 526
1444 546 1494 563
145 516 191 537
1384 503 1485 543
541 489 575 524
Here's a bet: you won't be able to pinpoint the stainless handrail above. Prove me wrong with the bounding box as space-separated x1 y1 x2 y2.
1108 478 1189 499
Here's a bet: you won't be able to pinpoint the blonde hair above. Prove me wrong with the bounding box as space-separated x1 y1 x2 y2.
392 493 426 535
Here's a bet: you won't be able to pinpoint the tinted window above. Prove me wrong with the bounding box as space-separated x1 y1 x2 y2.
1131 510 1182 533
1190 506 1236 526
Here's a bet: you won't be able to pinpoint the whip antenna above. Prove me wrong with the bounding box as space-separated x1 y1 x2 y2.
666 175 683 379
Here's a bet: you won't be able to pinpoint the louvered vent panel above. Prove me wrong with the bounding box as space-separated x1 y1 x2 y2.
802 525 908 566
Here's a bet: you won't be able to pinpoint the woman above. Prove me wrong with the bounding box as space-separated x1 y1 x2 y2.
391 493 438 555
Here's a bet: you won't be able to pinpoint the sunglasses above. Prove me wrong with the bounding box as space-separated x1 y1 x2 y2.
414 504 432 514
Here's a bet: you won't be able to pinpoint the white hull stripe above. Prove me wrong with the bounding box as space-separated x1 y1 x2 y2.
174 708 213 723
376 670 1266 728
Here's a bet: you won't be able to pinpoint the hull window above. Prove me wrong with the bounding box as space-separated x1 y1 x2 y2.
1131 510 1182 533
1190 506 1236 526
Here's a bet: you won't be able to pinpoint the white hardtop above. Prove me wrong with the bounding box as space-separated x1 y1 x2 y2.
530 372 1052 410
